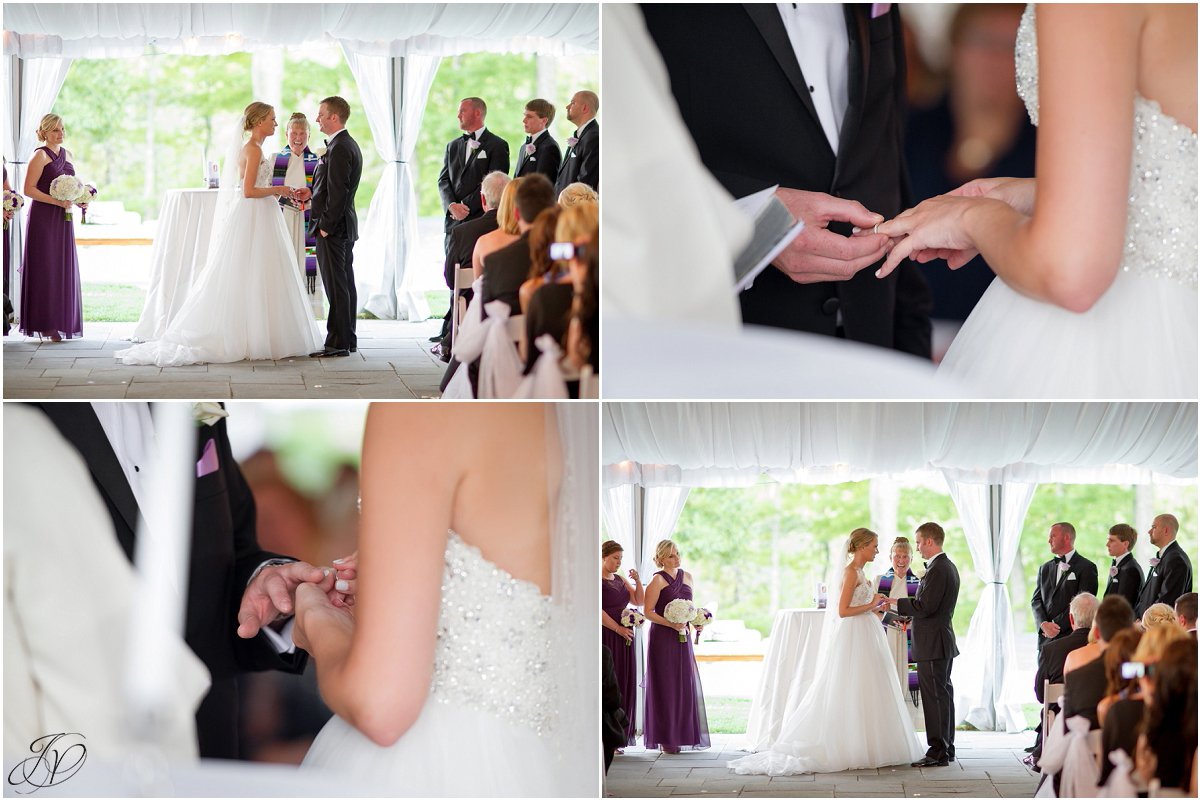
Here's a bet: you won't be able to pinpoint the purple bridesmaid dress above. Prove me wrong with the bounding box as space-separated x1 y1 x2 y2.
601 575 637 745
4 164 10 335
643 569 710 751
20 145 82 339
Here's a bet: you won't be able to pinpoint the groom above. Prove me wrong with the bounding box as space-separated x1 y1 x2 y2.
309 95 363 358
890 521 960 767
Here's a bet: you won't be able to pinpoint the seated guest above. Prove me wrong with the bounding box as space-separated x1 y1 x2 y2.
274 113 323 318
1036 593 1098 716
1134 637 1197 793
558 181 598 208
519 207 564 316
526 203 597 373
1062 623 1101 676
478 173 557 317
1097 629 1144 784
519 207 567 365
1142 602 1180 632
1176 592 1198 636
1062 595 1136 729
472 177 521 279
567 242 599 374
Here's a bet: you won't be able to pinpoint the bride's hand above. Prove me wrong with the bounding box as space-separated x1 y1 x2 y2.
330 550 358 608
949 176 1035 215
277 186 296 199
293 581 353 654
874 195 1004 279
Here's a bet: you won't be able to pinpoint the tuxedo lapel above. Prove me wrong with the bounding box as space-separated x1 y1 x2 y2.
832 5 870 181
742 4 826 151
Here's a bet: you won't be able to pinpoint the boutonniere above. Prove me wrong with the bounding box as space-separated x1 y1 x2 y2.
1057 561 1070 574
313 146 327 158
467 139 481 151
1109 566 1119 578
1150 557 1161 567
524 142 537 156
193 402 229 427
567 136 579 148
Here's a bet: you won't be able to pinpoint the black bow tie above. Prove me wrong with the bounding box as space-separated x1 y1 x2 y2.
323 138 329 146
1111 558 1117 566
462 132 477 141
524 135 532 144
1056 555 1068 564
922 561 929 568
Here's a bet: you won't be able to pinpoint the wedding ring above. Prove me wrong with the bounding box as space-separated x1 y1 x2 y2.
873 223 881 235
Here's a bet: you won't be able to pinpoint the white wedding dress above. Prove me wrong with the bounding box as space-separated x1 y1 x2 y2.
937 5 1197 398
117 156 321 366
728 569 923 776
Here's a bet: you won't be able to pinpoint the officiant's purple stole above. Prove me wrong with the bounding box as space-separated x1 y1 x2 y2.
273 148 320 292
879 568 922 706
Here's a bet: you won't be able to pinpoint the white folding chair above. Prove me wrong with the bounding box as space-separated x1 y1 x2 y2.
451 265 473 346
1044 680 1065 734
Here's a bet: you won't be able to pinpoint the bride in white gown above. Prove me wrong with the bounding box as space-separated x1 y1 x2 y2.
876 4 1196 399
292 404 597 797
729 529 923 776
117 103 320 366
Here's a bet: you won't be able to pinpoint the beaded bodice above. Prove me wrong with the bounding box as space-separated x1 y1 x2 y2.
254 156 273 189
850 570 873 606
432 531 556 736
1016 5 1197 287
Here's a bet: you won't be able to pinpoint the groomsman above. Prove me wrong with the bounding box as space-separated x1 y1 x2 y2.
1103 523 1144 610
1135 513 1193 616
514 99 562 181
1031 523 1099 650
439 97 510 253
892 521 960 767
554 90 599 195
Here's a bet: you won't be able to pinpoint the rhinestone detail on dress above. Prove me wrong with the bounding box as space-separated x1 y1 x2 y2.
1015 4 1197 287
431 530 556 736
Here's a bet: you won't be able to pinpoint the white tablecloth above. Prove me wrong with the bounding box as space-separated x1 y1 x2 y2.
741 608 827 751
131 189 220 342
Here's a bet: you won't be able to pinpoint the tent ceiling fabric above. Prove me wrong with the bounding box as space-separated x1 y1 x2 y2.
3 4 599 58
603 403 1198 486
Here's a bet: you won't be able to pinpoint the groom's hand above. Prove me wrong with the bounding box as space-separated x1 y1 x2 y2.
771 189 891 283
237 562 331 638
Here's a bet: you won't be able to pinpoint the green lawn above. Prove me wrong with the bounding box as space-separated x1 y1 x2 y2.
81 283 449 323
705 697 752 734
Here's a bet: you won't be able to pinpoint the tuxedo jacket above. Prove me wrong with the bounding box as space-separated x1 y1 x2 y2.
641 4 931 355
443 209 498 289
1135 539 1193 616
31 403 305 759
1061 654 1106 729
1034 626 1090 703
554 119 599 195
479 231 532 318
895 553 960 662
515 131 563 182
309 130 362 242
1032 552 1099 648
1103 554 1145 612
439 129 511 234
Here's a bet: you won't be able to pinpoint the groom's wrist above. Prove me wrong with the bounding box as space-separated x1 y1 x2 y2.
248 558 296 587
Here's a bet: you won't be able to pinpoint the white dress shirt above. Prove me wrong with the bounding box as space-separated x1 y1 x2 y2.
776 3 850 154
464 126 486 162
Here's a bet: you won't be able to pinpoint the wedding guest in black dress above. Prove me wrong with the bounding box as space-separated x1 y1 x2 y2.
1097 628 1143 785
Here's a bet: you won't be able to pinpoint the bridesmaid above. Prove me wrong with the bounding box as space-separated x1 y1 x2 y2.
874 536 923 715
4 161 13 335
643 539 710 753
21 113 84 341
601 540 643 748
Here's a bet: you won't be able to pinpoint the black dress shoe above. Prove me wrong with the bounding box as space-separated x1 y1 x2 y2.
427 333 442 342
911 756 949 768
309 348 350 358
1023 745 1038 754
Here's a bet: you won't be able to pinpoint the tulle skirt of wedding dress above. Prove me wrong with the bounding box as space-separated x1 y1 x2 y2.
301 699 570 797
728 613 924 776
117 196 321 366
937 270 1197 398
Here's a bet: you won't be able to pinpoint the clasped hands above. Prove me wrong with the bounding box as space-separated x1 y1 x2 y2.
236 552 358 646
774 177 1032 284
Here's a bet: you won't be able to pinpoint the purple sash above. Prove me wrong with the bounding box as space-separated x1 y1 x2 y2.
273 148 319 291
880 567 922 705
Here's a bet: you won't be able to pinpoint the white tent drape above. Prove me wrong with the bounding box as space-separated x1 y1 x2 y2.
602 484 636 559
4 54 73 318
340 48 439 320
944 478 1035 732
640 486 691 580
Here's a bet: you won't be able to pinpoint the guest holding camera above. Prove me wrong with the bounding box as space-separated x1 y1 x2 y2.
1133 636 1197 793
526 202 596 378
1097 628 1143 785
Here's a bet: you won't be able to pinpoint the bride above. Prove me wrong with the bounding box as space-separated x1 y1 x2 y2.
117 102 321 366
729 528 923 776
292 403 597 797
875 4 1196 398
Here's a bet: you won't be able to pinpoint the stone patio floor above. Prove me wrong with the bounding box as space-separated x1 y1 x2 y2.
606 731 1042 798
3 319 449 399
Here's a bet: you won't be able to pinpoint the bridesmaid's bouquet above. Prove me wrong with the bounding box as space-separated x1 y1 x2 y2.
664 598 696 644
78 183 98 224
691 607 713 645
619 608 645 646
3 189 23 230
49 174 83 221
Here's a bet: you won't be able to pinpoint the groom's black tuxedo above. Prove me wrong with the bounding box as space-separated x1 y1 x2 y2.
310 129 363 352
30 403 306 760
1103 553 1145 612
1135 540 1193 616
641 4 931 355
1032 551 1099 649
896 551 960 762
439 128 511 244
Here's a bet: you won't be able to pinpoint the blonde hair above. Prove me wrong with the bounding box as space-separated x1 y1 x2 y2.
242 102 274 132
652 539 677 568
558 182 599 208
555 201 599 243
287 112 310 131
36 113 63 143
890 536 913 557
496 179 521 236
847 527 878 555
1142 603 1181 631
1133 620 1189 662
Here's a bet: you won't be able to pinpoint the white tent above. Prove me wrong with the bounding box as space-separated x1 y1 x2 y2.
603 402 1198 731
3 3 598 319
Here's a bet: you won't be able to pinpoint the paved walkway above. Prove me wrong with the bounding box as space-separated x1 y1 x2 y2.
3 319 448 399
606 732 1041 798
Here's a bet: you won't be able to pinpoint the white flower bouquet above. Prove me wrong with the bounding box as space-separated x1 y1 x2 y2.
3 189 24 230
78 183 98 223
49 174 83 222
193 402 229 427
691 607 713 644
619 607 645 647
664 598 697 644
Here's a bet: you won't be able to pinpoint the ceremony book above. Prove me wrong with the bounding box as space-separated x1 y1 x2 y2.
731 185 805 293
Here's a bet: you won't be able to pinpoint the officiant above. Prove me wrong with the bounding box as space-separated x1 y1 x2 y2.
874 536 923 722
274 112 323 318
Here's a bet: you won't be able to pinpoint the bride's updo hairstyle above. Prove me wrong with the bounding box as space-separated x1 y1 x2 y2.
846 527 878 555
242 101 275 132
890 536 912 557
602 540 623 559
652 539 676 568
